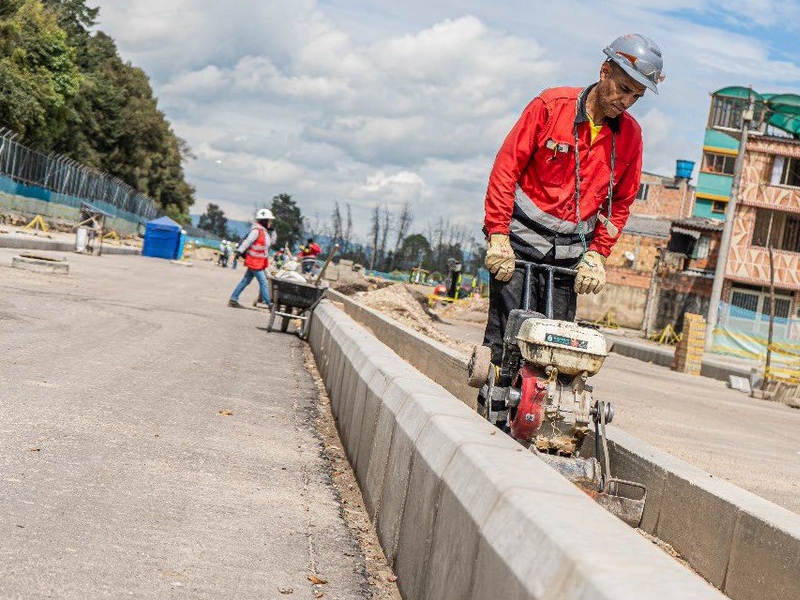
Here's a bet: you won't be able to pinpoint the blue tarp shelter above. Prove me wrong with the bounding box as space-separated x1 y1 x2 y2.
142 216 182 259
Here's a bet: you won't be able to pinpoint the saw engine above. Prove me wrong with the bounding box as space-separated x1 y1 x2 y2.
467 260 646 527
480 310 609 453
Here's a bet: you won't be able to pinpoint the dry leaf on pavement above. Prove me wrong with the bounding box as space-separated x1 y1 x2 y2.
307 574 328 585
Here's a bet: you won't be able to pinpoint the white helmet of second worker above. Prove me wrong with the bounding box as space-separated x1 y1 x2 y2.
603 34 664 95
256 208 274 220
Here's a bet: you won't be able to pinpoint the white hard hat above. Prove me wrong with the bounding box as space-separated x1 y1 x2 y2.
603 34 664 94
256 208 274 220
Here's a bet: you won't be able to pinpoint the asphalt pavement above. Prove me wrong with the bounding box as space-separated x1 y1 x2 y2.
0 246 369 599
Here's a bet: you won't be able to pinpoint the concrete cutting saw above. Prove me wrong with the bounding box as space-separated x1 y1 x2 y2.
468 260 646 527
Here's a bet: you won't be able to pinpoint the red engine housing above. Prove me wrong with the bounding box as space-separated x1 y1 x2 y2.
509 364 548 442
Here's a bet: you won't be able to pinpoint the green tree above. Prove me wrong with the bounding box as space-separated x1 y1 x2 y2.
197 203 229 239
0 0 81 147
41 0 97 49
398 233 432 271
56 31 195 219
270 193 303 250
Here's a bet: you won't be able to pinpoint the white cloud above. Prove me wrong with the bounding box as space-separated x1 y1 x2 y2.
91 0 800 242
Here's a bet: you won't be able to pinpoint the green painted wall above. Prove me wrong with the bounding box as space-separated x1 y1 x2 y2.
697 171 734 198
704 128 740 151
693 198 725 220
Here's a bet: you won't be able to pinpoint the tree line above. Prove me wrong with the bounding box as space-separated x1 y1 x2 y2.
0 0 195 223
198 195 485 278
319 201 485 277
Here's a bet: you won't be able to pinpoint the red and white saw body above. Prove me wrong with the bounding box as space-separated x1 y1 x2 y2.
508 319 609 453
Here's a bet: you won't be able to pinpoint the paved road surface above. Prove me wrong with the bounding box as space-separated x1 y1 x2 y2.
436 318 800 515
0 248 369 598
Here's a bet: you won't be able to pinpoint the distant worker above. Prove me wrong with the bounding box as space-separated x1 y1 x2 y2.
231 240 239 270
299 238 322 274
228 208 277 308
218 239 230 267
274 248 285 269
480 34 663 417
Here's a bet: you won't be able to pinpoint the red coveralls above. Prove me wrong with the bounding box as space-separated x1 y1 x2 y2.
482 84 643 364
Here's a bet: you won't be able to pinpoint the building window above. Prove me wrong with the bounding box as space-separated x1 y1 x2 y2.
752 208 800 253
730 288 791 320
709 96 745 130
711 201 726 214
702 152 736 175
692 235 710 259
770 155 800 187
730 289 759 317
762 297 792 321
635 183 650 201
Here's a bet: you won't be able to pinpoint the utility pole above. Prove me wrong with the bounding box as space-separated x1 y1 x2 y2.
704 95 756 351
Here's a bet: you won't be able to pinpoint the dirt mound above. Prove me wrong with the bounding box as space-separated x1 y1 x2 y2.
356 283 469 353
331 277 392 296
436 296 489 323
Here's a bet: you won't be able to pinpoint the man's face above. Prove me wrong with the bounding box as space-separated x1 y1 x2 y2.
597 62 647 118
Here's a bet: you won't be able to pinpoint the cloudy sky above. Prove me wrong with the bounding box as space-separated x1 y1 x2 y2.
91 0 800 242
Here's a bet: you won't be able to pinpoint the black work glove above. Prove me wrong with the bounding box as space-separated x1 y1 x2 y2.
234 252 242 260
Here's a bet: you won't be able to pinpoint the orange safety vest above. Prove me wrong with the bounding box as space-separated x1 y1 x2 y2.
244 224 269 270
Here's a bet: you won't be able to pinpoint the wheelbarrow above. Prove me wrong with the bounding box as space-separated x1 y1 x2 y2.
266 244 338 340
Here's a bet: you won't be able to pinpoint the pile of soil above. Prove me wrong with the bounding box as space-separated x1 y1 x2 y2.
330 278 392 296
356 283 467 351
435 296 489 323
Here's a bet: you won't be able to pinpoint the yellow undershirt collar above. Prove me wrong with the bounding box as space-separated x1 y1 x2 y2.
588 113 603 144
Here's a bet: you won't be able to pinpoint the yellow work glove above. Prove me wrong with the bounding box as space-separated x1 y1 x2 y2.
574 250 606 294
485 233 515 282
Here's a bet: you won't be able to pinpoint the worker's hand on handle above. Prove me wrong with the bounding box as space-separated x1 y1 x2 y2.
485 233 515 282
574 250 607 294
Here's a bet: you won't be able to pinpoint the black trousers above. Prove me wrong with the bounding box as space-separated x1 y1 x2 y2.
482 266 577 365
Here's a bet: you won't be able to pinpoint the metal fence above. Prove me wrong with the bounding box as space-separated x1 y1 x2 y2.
0 128 159 222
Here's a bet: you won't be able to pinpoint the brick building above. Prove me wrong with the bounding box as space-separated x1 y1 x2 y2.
578 165 696 329
683 88 800 350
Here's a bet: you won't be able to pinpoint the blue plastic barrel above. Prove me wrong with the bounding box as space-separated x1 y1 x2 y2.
676 160 695 179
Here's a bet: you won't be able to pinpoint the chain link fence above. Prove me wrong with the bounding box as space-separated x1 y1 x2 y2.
0 128 159 224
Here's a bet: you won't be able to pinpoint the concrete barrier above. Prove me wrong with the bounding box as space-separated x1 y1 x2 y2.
11 254 69 274
307 301 725 600
594 428 800 600
328 290 477 408
0 234 139 255
319 291 800 600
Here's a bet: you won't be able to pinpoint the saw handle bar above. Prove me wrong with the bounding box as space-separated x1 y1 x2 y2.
513 260 577 320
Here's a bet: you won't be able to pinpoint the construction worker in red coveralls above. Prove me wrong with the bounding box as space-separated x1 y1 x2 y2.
228 208 277 308
299 238 322 274
480 34 664 419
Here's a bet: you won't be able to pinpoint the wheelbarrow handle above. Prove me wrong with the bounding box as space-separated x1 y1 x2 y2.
314 243 339 287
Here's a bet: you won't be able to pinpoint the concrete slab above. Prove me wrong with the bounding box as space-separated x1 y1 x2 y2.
475 487 725 600
375 390 473 565
312 293 800 600
725 508 800 600
12 254 69 274
393 414 490 600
